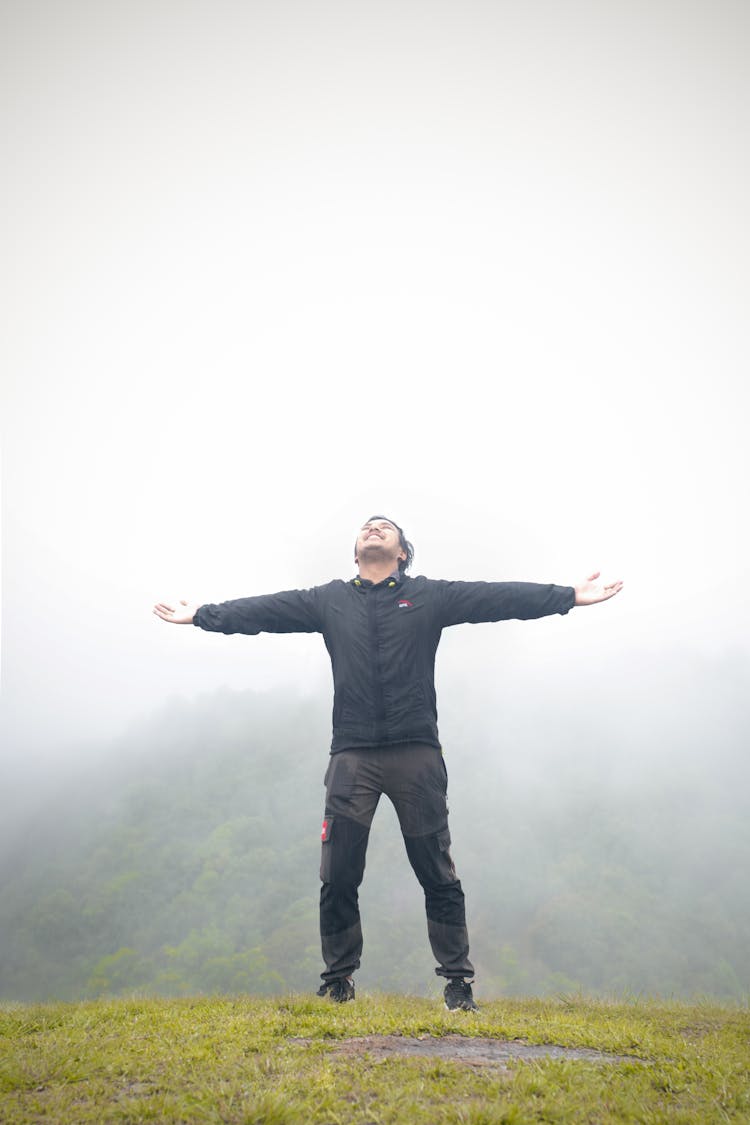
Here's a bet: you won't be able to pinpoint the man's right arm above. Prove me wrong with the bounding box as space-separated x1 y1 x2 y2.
153 588 323 634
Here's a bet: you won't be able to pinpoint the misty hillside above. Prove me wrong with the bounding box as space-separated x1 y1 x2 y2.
1 682 748 1003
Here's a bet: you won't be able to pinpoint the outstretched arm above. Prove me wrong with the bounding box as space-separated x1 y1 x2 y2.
574 572 623 606
153 600 199 624
153 587 323 634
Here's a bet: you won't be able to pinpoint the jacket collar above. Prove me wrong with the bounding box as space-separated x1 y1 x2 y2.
351 569 403 590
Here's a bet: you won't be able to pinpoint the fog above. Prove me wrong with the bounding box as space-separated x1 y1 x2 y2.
1 2 748 997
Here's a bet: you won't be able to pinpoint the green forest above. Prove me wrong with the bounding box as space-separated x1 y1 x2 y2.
1 686 748 1003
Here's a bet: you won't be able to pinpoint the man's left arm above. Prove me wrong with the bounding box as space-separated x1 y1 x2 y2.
436 573 622 627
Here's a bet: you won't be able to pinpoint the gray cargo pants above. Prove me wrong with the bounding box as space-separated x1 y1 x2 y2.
319 743 474 984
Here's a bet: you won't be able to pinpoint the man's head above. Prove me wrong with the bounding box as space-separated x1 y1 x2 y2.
355 515 414 576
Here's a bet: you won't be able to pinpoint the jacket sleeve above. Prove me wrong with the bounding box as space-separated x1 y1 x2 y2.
436 580 575 627
193 587 323 635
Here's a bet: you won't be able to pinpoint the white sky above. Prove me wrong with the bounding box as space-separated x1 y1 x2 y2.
2 1 748 762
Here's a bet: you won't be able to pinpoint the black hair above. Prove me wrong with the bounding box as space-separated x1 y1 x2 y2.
357 515 414 575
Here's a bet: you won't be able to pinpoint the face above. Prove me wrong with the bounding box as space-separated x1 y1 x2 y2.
355 518 406 568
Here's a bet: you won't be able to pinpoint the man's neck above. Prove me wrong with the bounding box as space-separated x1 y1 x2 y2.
358 561 401 585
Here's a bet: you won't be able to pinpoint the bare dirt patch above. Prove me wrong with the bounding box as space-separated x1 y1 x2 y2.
293 1034 638 1068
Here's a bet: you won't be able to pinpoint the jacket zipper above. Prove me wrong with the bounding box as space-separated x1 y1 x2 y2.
366 585 387 728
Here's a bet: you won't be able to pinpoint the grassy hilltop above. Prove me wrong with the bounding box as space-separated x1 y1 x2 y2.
1 993 748 1124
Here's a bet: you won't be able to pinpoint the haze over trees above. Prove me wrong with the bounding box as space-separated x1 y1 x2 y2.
1 657 747 1003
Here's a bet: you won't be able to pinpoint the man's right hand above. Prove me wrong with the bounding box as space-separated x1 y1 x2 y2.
153 600 199 624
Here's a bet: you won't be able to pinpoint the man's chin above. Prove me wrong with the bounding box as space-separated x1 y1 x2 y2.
359 543 389 562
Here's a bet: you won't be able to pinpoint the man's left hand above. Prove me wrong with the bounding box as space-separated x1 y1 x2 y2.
574 572 624 606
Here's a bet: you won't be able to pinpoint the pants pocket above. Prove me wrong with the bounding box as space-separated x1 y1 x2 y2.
320 814 335 880
405 826 457 887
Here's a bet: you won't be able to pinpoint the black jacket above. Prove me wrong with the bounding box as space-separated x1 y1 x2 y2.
194 574 575 752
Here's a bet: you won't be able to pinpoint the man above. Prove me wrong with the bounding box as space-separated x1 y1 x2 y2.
154 515 622 1010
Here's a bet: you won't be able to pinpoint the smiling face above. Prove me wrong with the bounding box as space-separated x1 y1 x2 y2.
355 518 407 572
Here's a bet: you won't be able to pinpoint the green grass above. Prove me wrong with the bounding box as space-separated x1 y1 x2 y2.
1 993 748 1123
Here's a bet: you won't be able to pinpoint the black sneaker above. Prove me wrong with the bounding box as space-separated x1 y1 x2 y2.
317 977 355 1003
444 978 478 1011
